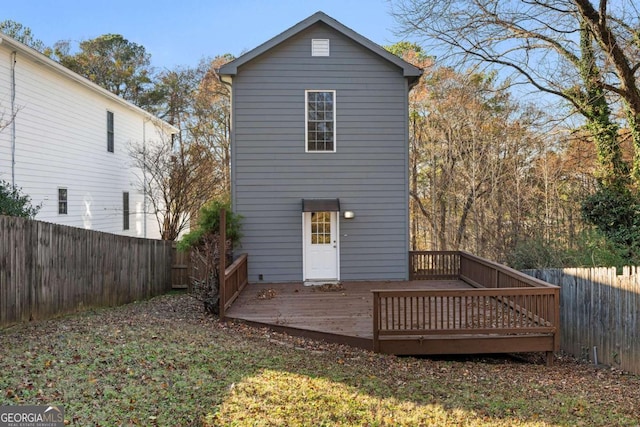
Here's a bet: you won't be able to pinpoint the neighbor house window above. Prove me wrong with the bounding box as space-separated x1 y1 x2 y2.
123 192 129 230
58 188 67 214
107 111 114 152
306 90 335 152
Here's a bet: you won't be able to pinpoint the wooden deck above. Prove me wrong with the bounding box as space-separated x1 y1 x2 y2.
221 251 560 364
225 280 474 351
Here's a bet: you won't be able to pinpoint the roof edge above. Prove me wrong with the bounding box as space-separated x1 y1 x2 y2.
0 33 178 134
218 11 422 79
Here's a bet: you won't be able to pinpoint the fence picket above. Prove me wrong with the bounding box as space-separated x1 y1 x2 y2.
1 215 172 327
525 266 640 374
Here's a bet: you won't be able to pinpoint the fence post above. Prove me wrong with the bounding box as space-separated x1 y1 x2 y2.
219 208 227 319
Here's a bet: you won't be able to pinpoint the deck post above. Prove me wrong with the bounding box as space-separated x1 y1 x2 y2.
546 351 554 366
372 291 380 352
553 287 561 352
219 208 227 319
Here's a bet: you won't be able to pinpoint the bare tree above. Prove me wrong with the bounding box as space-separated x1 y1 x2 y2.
129 57 233 240
405 60 554 258
573 0 640 181
392 0 640 187
129 122 218 240
191 56 233 197
0 107 15 133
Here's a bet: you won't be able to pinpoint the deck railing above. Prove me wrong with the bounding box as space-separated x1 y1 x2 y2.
380 251 560 363
459 251 558 289
373 287 558 336
219 253 248 318
409 250 460 279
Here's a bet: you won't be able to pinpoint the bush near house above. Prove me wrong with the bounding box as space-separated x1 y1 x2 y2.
0 179 40 218
177 199 242 314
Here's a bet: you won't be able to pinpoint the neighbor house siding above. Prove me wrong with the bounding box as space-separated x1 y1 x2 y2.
0 41 168 238
232 23 409 282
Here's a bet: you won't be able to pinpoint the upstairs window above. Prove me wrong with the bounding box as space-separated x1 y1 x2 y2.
123 192 130 230
107 111 114 152
306 90 336 152
58 188 67 214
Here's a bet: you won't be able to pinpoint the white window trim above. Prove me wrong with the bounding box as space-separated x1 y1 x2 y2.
305 90 337 153
123 191 130 231
58 187 68 215
107 110 114 153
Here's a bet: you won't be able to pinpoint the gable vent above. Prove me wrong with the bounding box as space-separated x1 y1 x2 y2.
312 39 330 56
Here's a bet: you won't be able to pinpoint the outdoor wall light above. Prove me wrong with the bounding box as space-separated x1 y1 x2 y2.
343 211 355 219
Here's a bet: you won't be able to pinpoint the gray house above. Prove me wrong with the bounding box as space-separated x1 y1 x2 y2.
219 12 422 284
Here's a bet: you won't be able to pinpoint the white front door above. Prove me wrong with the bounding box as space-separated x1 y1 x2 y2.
303 211 339 281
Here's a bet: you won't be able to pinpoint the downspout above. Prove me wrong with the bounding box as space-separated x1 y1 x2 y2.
10 50 16 187
142 119 147 238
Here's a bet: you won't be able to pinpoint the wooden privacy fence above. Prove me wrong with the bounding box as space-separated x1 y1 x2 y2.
171 243 190 289
0 215 172 327
525 267 640 374
375 251 560 364
170 244 212 291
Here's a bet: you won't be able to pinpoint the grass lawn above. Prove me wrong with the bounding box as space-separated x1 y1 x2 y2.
1 293 639 426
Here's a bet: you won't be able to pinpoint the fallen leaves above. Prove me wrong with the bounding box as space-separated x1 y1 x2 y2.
257 288 277 300
0 294 639 426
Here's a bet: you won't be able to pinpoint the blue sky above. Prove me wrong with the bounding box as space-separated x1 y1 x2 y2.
3 0 404 70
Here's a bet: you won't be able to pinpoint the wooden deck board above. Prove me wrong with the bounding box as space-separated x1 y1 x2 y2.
225 280 472 340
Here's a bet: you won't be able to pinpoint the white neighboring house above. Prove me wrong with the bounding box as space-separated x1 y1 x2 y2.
0 33 177 239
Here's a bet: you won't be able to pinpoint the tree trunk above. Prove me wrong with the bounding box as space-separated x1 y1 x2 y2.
575 0 640 185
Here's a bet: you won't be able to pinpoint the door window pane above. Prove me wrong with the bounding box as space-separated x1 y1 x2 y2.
311 212 331 245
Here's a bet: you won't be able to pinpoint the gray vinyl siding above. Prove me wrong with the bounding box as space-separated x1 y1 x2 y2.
231 23 409 282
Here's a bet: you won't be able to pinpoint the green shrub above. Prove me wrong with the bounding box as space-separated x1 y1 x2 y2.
507 237 568 270
564 229 633 268
177 200 242 252
176 199 242 315
581 186 640 262
507 229 633 270
0 180 40 218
